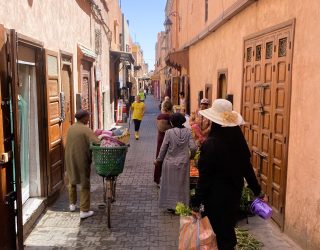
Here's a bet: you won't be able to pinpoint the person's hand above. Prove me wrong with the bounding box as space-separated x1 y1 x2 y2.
191 211 201 219
258 192 268 202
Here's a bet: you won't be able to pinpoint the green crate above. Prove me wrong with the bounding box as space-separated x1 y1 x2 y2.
91 144 128 177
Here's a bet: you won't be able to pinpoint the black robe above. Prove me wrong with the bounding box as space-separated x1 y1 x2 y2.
192 124 261 250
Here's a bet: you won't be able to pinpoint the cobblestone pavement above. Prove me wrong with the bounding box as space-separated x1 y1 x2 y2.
25 95 302 250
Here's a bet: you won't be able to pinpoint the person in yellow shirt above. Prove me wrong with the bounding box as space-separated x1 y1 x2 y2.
138 88 145 102
131 95 145 140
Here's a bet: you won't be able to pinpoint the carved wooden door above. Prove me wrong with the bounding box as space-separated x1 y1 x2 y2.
45 50 64 195
242 24 293 228
81 60 92 127
61 61 73 146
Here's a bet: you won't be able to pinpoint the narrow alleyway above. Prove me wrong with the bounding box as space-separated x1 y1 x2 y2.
25 96 179 249
24 96 302 250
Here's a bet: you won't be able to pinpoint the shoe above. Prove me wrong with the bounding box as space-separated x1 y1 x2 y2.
80 210 94 219
167 208 176 214
135 132 139 140
69 204 76 212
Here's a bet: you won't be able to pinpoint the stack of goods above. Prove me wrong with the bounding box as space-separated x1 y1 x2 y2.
94 128 126 147
190 161 199 177
190 160 199 189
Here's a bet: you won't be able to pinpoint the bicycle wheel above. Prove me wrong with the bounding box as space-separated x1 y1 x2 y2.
106 178 114 228
103 177 106 203
111 177 117 203
107 197 111 228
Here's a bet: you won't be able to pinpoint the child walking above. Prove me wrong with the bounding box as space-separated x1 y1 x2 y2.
131 95 145 140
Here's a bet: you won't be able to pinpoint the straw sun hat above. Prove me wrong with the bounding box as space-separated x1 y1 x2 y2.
199 99 245 127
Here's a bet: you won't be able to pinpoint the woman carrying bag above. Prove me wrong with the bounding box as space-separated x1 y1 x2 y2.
191 99 266 250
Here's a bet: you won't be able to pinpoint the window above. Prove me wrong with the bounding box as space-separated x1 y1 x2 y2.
217 73 227 99
205 0 208 22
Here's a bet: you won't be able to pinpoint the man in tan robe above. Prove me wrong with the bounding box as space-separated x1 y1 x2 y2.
65 109 100 219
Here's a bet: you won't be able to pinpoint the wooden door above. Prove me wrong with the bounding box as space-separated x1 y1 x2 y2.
242 24 293 228
61 61 73 145
0 27 23 250
81 60 92 127
45 50 64 195
0 25 16 250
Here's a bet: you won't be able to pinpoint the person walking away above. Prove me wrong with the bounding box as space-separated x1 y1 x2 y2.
191 99 265 250
189 98 211 145
154 101 173 185
138 88 145 102
155 113 197 212
179 91 186 114
65 109 100 219
159 96 171 111
131 95 145 140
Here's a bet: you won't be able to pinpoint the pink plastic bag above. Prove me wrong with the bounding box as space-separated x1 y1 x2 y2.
179 216 218 250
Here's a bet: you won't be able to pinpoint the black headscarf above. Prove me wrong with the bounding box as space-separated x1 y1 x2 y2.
170 113 186 128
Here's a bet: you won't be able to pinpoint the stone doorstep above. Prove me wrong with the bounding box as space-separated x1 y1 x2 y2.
22 197 46 242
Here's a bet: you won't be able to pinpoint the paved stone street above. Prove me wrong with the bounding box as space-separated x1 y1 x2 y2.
24 96 302 250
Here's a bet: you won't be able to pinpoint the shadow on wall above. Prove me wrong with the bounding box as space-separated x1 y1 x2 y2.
75 0 91 16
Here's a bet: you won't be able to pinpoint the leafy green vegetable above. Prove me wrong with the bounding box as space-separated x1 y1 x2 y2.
175 202 192 216
236 228 263 249
240 186 254 211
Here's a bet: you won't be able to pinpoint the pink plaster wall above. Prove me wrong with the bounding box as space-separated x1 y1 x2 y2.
186 0 320 248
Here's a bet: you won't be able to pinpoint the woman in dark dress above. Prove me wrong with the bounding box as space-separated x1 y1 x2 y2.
191 99 264 250
154 101 173 185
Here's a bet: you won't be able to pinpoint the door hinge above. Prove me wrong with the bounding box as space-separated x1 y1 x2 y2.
273 65 275 72
274 45 277 52
252 68 254 73
284 136 287 144
5 190 17 205
288 64 291 71
270 132 272 139
289 41 292 49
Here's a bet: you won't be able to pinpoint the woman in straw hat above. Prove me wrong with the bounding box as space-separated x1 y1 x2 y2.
191 99 265 250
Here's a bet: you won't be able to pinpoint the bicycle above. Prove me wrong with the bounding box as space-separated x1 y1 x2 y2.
91 144 128 228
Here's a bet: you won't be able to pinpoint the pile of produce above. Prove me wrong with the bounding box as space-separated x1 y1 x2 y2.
190 165 199 177
235 228 263 250
175 202 192 216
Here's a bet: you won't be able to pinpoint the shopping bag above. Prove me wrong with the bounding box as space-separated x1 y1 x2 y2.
179 216 218 250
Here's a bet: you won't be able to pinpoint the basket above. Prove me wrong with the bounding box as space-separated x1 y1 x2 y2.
91 144 128 177
115 129 130 145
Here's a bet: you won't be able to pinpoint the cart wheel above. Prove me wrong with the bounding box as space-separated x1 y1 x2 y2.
107 197 111 228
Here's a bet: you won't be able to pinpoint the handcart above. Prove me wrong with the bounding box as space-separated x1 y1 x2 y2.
91 143 129 228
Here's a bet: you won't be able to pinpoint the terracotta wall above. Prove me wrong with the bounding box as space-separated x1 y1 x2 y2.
186 0 320 248
0 0 114 128
108 0 123 51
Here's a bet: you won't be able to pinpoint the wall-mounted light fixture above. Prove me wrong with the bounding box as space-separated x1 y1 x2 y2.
164 11 180 33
